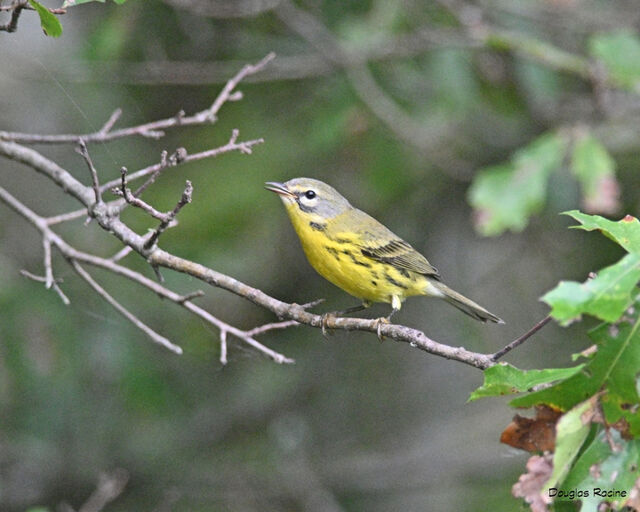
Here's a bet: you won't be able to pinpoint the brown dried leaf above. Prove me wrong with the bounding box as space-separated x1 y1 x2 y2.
501 405 562 452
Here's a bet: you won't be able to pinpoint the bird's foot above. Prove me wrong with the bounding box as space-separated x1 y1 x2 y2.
374 316 390 342
321 312 335 338
320 301 370 338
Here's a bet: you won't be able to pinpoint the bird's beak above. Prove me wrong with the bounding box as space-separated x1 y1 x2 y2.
265 181 295 198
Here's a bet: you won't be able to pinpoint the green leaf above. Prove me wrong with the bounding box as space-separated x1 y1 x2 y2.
544 399 593 492
561 430 612 490
561 432 640 509
468 363 584 401
542 253 640 325
28 0 62 37
511 305 640 436
589 30 640 91
563 210 640 254
570 133 619 215
468 131 568 236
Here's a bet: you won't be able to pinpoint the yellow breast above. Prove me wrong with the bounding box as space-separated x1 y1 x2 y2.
284 204 426 304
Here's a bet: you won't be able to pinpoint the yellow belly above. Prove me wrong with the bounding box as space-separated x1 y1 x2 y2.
299 232 426 304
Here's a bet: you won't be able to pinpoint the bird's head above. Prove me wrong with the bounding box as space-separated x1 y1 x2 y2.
265 178 352 222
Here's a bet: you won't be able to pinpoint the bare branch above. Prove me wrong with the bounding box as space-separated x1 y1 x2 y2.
99 108 122 135
0 56 535 370
207 53 275 121
0 55 275 145
70 259 183 355
113 167 168 221
244 320 300 338
100 134 264 195
0 175 500 369
220 330 228 366
42 235 53 289
109 245 134 263
78 468 129 512
46 209 89 225
76 139 102 204
177 290 204 303
144 180 193 250
42 133 262 228
0 185 294 364
0 1 26 33
20 269 70 305
492 316 552 361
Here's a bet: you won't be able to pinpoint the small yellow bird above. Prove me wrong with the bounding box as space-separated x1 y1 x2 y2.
266 178 503 324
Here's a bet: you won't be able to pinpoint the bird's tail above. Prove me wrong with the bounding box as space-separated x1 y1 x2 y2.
429 280 504 324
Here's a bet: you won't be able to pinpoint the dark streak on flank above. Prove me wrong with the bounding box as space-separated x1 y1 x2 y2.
324 246 341 261
398 268 411 279
342 249 372 268
371 281 377 287
385 273 408 290
309 221 326 231
334 237 351 244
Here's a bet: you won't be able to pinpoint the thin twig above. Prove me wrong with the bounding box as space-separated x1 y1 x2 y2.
114 167 168 221
207 53 275 121
69 259 183 355
0 1 26 33
143 180 193 250
177 290 204 303
45 209 89 225
0 1 65 14
42 133 263 227
131 149 169 197
78 468 129 512
20 269 70 305
220 330 228 366
76 139 102 204
109 245 134 262
492 315 552 361
2 185 293 363
99 108 122 135
42 235 53 289
244 320 300 337
0 55 275 144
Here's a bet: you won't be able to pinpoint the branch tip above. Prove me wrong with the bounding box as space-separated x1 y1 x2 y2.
100 108 123 134
492 315 552 361
220 330 228 365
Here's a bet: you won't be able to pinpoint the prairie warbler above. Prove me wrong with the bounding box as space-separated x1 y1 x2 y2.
266 178 502 324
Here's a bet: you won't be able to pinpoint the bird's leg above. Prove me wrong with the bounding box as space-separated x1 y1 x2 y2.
376 296 401 341
335 301 372 316
321 301 371 337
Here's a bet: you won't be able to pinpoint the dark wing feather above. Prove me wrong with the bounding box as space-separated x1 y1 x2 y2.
360 239 440 278
330 208 440 278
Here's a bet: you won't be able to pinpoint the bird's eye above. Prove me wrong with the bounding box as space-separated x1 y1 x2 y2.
305 190 316 200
